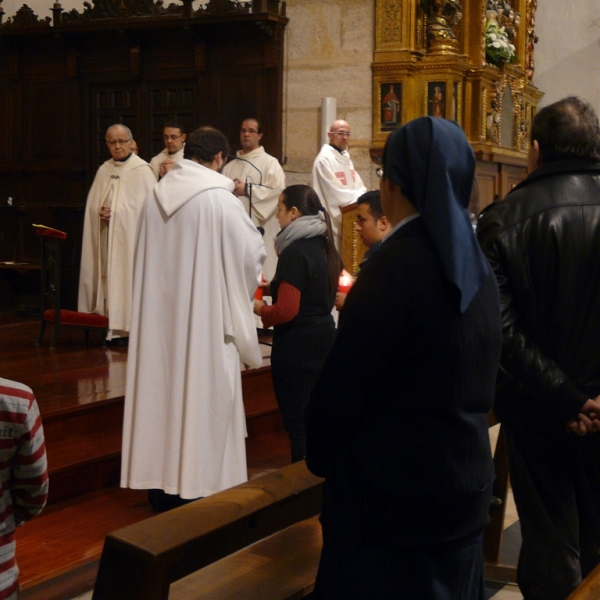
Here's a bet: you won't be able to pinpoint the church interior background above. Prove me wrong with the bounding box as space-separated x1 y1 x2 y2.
0 0 599 598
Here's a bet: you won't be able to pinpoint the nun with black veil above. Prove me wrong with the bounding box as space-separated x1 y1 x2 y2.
304 117 502 599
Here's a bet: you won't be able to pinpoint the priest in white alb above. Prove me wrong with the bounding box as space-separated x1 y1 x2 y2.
121 127 266 511
78 124 156 341
149 121 186 180
222 117 285 280
311 119 367 250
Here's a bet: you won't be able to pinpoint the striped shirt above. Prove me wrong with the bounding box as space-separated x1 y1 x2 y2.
0 379 49 600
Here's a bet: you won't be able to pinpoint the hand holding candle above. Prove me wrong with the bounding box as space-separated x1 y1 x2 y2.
338 270 354 295
254 274 268 300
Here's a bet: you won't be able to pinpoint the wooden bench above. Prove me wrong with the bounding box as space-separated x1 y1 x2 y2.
568 563 600 600
92 461 323 600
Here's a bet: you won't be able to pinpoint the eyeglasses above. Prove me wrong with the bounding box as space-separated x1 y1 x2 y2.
163 134 183 141
331 131 351 137
240 129 259 134
106 139 131 146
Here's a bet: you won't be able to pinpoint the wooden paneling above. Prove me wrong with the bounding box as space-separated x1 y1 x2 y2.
0 0 288 310
475 160 500 212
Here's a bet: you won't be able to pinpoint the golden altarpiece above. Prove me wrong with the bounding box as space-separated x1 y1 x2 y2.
342 0 542 275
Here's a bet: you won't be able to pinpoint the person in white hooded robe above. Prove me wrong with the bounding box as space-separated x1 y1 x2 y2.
120 126 266 510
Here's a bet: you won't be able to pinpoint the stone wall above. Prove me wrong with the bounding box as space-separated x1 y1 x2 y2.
281 0 376 190
534 0 600 113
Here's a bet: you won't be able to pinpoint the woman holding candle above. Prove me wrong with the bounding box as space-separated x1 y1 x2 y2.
254 184 341 463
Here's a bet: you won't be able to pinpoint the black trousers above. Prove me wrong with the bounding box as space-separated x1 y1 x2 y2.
271 321 335 463
312 528 486 600
505 423 600 600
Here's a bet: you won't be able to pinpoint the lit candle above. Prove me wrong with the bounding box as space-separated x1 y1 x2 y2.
338 270 353 295
254 274 265 300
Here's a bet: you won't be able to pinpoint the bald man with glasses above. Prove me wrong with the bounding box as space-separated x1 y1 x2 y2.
79 123 155 343
311 119 367 250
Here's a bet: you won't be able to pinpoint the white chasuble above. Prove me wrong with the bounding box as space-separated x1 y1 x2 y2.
78 154 156 333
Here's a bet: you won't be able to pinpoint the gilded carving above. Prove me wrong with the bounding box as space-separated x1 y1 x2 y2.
420 0 462 54
371 0 541 160
511 84 528 151
352 230 358 277
456 80 462 125
381 1 402 44
485 78 502 145
482 88 487 140
525 0 538 80
480 4 487 66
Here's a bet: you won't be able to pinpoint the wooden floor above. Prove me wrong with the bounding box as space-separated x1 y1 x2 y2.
0 313 290 600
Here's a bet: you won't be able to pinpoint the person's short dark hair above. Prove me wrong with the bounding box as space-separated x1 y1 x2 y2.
357 190 384 220
164 121 185 135
241 118 261 133
531 97 600 164
184 127 229 164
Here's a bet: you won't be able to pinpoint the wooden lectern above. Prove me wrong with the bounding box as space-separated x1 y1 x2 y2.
340 202 368 276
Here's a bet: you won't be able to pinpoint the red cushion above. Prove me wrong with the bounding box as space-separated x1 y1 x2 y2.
43 309 109 328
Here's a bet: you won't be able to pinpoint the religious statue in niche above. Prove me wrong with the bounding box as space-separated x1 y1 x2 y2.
428 82 446 118
420 0 463 53
525 0 538 80
485 80 502 144
515 96 529 152
381 83 402 131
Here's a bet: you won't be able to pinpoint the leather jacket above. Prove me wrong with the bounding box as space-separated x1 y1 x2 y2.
477 159 600 429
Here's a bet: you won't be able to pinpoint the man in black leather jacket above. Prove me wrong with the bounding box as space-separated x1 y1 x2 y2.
478 96 600 600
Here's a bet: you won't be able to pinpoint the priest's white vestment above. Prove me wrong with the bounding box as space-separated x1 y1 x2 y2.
120 159 266 498
149 146 185 180
311 144 367 250
78 154 155 334
222 146 285 280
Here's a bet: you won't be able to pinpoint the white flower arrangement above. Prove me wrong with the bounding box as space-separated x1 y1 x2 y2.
485 21 517 65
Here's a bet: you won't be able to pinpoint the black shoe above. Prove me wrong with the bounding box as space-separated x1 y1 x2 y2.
148 489 171 512
148 489 202 512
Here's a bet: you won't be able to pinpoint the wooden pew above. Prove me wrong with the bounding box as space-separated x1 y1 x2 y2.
92 461 323 600
567 563 600 600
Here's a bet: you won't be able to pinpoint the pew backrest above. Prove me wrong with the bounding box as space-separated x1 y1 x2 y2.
567 563 600 600
92 461 324 600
